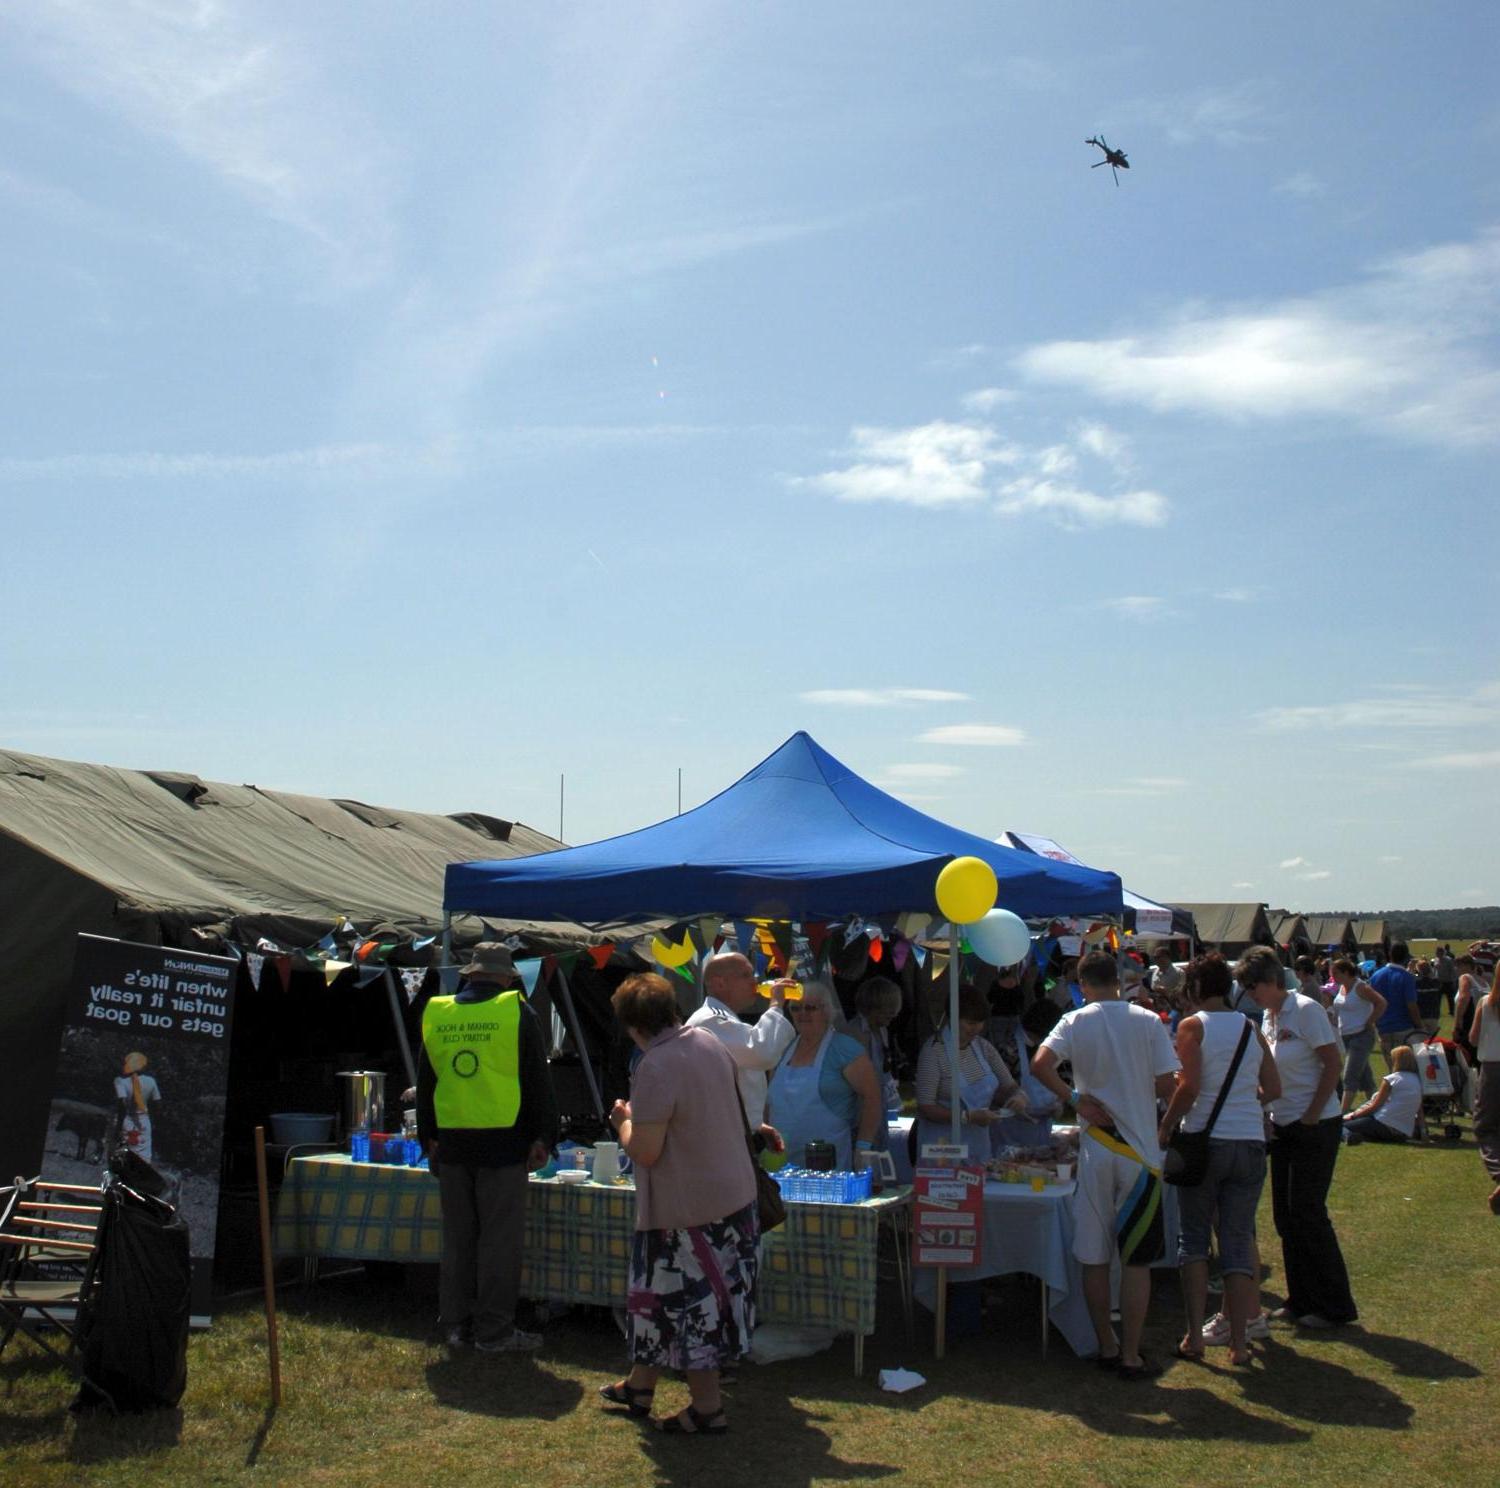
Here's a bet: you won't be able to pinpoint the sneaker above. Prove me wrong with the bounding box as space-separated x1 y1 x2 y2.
1202 1312 1270 1346
475 1328 543 1354
1269 1306 1298 1322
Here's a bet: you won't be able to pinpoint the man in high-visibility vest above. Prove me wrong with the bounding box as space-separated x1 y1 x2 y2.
418 943 558 1353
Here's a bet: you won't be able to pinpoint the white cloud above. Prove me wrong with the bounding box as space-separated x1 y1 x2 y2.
1102 596 1169 622
1119 81 1276 147
1258 683 1500 732
1088 777 1189 797
1213 587 1258 603
1015 227 1500 448
793 422 1018 507
1232 881 1257 889
1296 869 1333 882
1409 750 1500 770
1279 856 1308 869
798 688 971 708
874 763 966 782
994 478 1168 528
917 724 1026 747
1276 172 1327 199
796 410 1169 529
7 1 396 288
961 387 1018 412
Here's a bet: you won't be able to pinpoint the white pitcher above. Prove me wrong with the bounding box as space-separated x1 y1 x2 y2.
592 1141 620 1184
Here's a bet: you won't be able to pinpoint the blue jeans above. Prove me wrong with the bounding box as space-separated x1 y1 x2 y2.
1341 1027 1377 1099
1176 1138 1267 1278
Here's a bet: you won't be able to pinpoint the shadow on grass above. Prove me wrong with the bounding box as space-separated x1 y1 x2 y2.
635 1389 901 1488
67 1406 183 1463
1231 1339 1415 1427
1303 1326 1482 1382
424 1353 585 1420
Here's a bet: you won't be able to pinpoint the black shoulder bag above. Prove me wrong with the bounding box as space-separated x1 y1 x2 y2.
735 1087 787 1232
1162 1017 1254 1188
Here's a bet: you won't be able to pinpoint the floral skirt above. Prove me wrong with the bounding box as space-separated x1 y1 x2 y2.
627 1202 759 1372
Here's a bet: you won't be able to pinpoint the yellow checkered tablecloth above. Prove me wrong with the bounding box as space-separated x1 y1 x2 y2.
274 1156 909 1336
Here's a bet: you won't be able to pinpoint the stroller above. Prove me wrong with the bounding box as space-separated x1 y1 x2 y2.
1411 1037 1472 1137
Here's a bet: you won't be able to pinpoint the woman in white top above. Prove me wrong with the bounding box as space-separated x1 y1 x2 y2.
1452 955 1488 1064
1158 954 1280 1364
1329 957 1388 1113
1241 945 1358 1329
1343 1046 1422 1144
1468 965 1500 1215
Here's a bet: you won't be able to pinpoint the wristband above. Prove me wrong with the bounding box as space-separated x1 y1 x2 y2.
856 1139 874 1151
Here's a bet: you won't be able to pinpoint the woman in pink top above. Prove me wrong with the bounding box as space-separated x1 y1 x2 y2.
601 973 758 1436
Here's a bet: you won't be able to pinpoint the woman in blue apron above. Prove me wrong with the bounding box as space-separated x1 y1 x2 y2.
914 985 1029 1164
846 976 903 1149
996 1002 1068 1152
767 982 882 1169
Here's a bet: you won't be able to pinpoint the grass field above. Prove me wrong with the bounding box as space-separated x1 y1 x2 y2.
4 1098 1496 1487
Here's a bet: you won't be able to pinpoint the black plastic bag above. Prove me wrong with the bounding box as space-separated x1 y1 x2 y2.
74 1180 191 1412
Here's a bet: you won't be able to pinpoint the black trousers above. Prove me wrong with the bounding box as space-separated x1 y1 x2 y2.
1269 1117 1357 1324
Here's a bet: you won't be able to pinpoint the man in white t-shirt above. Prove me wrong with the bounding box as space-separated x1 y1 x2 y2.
686 953 795 1136
1033 950 1180 1379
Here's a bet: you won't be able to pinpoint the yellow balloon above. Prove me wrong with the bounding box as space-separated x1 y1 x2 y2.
935 855 999 925
651 933 695 968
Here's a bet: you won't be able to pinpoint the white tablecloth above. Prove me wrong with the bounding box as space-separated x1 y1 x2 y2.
912 1181 1095 1354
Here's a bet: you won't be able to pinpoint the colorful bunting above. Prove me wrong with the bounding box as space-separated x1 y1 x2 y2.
323 959 352 986
516 958 543 996
587 944 614 971
246 952 265 990
892 940 910 972
868 938 884 964
399 969 427 1003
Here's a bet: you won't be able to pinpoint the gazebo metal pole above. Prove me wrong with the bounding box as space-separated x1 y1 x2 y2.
948 921 962 1145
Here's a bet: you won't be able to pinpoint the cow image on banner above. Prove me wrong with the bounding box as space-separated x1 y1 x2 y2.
40 934 238 1321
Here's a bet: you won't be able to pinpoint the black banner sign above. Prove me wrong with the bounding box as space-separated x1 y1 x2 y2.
43 934 237 1320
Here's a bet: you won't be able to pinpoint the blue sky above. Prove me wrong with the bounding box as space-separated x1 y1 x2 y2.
2 2 1496 912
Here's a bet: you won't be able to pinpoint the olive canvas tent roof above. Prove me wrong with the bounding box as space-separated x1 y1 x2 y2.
1304 915 1357 951
0 746 578 1177
1268 911 1310 948
1354 918 1390 950
446 732 1125 925
1170 902 1274 951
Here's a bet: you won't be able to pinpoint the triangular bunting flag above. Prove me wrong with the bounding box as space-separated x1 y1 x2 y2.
868 938 884 963
892 940 910 972
354 965 385 988
674 963 695 984
930 952 947 980
516 958 543 996
400 968 426 1003
587 944 614 971
732 921 757 954
246 952 265 990
913 945 927 968
323 959 352 986
274 956 291 994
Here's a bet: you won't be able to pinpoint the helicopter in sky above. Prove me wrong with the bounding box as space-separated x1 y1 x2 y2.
1085 135 1129 185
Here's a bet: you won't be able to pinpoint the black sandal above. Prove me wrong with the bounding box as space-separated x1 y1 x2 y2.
655 1404 727 1435
598 1380 655 1417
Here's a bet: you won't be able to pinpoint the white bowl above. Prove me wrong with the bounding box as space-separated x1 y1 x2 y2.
554 1168 589 1184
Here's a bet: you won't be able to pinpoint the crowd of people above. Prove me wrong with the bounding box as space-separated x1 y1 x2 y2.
411 928 1498 1429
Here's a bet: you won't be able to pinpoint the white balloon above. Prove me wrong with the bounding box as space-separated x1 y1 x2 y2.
967 908 1032 968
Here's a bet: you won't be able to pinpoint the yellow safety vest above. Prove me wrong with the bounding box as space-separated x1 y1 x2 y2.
421 991 523 1130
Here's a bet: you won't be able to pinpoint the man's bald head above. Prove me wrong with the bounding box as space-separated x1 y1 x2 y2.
703 951 757 1012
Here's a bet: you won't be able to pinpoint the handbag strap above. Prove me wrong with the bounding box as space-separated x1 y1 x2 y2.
1200 1017 1254 1137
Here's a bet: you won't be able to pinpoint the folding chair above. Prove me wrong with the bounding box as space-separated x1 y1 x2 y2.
0 1176 115 1409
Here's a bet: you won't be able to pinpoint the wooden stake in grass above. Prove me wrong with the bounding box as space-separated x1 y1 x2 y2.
253 1125 283 1406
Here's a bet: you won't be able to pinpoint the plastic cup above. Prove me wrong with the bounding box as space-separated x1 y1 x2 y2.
1029 1175 1046 1193
349 1130 370 1163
